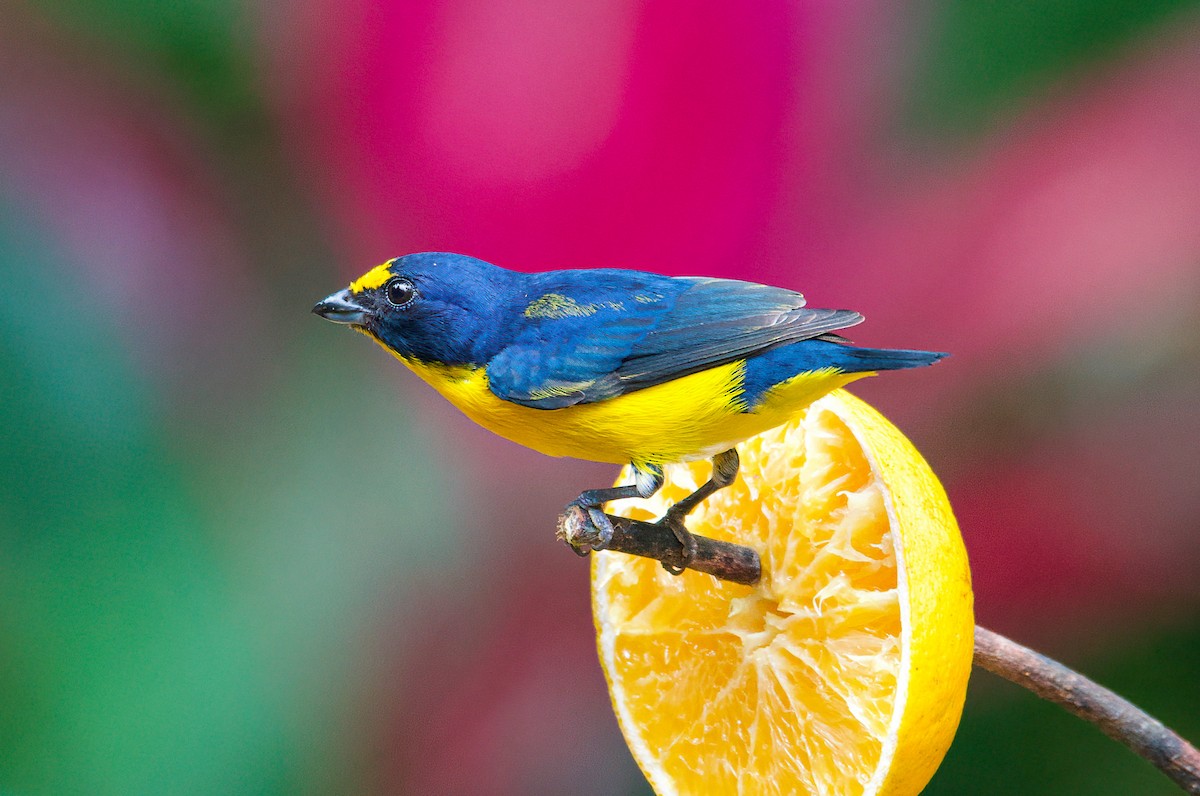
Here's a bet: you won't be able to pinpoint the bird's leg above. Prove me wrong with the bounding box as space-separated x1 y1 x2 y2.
567 464 663 554
658 449 740 575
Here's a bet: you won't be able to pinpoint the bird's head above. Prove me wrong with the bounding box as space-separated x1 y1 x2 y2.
313 252 520 365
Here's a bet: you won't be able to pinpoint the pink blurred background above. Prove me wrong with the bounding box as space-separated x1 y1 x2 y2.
2 1 1198 793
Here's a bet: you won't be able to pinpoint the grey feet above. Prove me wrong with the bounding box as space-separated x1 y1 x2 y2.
653 449 739 575
564 450 741 577
565 464 664 553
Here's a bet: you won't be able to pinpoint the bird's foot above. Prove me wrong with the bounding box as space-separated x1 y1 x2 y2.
586 507 615 549
657 509 697 575
561 499 616 555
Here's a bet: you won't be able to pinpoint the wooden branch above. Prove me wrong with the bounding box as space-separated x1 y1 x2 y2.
974 626 1200 794
558 508 1200 792
556 505 760 585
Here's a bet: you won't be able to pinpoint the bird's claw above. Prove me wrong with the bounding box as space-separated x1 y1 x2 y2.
561 499 616 556
587 507 615 549
657 510 697 576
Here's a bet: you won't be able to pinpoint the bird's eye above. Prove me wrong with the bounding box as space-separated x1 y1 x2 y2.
384 278 417 308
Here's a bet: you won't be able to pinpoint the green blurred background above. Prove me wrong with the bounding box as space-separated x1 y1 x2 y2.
1 1 1198 793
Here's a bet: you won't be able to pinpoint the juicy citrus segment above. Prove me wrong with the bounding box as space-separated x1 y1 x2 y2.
593 390 973 796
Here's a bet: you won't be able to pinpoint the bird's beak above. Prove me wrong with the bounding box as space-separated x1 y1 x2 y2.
312 289 370 326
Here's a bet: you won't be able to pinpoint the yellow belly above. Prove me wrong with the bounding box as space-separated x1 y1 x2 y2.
384 343 868 466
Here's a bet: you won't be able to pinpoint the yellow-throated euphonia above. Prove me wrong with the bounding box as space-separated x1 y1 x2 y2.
314 252 944 566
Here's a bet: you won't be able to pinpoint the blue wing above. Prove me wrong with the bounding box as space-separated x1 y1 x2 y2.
486 270 863 409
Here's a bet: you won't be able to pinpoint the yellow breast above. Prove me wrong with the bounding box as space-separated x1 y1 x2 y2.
375 338 865 466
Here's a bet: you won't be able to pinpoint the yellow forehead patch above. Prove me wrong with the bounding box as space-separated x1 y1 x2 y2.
349 262 395 294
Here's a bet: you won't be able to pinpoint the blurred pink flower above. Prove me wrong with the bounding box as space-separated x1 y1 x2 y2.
264 1 898 276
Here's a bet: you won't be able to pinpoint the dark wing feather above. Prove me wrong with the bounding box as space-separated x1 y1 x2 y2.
487 275 862 409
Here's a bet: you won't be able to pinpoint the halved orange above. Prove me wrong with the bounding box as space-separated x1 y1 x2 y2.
593 389 973 795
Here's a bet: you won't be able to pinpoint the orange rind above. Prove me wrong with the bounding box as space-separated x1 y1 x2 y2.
593 390 973 795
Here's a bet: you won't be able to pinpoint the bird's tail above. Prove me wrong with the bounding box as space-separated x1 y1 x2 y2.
834 344 948 372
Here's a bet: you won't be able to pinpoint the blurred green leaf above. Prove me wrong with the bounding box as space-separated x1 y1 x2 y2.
26 0 257 123
0 197 292 793
0 193 467 796
902 0 1200 143
0 185 464 793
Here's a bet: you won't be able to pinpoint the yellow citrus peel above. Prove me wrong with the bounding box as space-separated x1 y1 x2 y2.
592 389 973 795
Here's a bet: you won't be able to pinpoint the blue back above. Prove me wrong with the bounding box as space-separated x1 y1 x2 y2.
364 253 939 411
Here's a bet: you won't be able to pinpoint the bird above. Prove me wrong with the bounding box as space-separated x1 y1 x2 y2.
313 252 945 571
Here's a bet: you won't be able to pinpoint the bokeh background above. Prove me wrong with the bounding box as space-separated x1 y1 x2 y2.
2 0 1199 793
